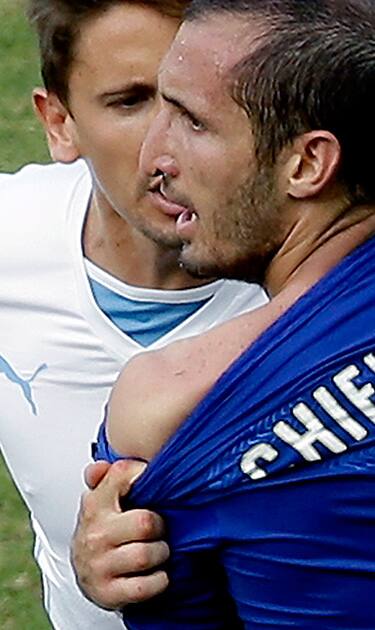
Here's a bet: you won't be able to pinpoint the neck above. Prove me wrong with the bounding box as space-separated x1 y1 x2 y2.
83 195 212 290
265 202 375 298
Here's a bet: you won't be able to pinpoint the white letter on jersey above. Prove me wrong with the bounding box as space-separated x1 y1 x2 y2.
240 443 279 480
334 362 375 424
273 402 347 461
313 387 367 440
364 352 375 373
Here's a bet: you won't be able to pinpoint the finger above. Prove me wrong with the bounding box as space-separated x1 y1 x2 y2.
105 541 170 576
87 460 147 511
116 508 166 543
85 461 111 490
83 508 166 548
110 571 169 607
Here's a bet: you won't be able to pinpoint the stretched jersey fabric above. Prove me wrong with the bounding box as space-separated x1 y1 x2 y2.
0 161 267 630
96 235 375 629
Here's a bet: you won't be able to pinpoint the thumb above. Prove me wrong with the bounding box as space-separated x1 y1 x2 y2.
84 460 111 490
88 459 147 511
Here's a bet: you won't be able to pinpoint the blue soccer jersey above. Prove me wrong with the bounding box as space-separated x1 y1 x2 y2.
95 235 375 629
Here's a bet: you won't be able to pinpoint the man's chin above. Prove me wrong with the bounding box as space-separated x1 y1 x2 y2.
179 247 261 284
178 249 226 280
141 226 183 250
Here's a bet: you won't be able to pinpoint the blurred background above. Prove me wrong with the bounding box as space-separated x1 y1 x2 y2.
0 0 50 627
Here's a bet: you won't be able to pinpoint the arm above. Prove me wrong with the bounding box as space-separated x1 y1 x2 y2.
71 290 293 613
107 300 279 461
70 310 262 612
71 305 271 612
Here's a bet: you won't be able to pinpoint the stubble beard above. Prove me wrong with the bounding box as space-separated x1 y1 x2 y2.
179 163 283 284
139 221 183 251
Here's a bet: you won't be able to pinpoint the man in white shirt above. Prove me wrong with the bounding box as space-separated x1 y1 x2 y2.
0 1 266 628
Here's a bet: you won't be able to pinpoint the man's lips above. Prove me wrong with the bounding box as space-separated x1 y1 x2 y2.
176 208 198 227
146 183 199 239
175 207 199 241
148 185 198 218
147 189 190 217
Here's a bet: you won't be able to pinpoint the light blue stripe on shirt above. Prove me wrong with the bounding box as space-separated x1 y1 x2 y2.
89 277 210 347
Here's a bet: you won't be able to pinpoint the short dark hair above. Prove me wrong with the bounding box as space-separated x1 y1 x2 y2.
186 0 375 204
28 0 189 105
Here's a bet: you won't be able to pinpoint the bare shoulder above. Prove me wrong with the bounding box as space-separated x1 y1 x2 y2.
106 299 282 461
106 340 216 460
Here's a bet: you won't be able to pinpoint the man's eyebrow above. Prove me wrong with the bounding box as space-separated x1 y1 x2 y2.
100 81 155 99
161 91 202 121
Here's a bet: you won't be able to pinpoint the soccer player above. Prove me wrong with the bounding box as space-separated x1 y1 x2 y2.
74 0 375 627
0 1 266 628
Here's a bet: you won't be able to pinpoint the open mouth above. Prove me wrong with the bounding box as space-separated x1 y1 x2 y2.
176 208 198 227
174 206 199 242
147 179 199 232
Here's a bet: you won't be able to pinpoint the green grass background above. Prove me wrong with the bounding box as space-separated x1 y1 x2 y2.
0 0 51 627
0 0 48 170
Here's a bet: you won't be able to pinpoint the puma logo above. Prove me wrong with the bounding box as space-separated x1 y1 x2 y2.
0 355 47 415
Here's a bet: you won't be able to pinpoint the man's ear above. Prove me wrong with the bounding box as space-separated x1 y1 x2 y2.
285 131 341 199
32 88 80 163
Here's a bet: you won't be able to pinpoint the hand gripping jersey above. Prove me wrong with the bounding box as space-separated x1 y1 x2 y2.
0 161 266 630
96 235 375 629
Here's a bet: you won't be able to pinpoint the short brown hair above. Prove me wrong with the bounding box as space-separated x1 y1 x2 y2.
187 0 375 204
28 0 189 105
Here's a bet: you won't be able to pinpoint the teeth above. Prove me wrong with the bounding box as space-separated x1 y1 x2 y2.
176 209 198 225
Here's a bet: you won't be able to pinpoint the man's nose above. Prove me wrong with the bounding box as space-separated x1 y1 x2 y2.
140 110 179 180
